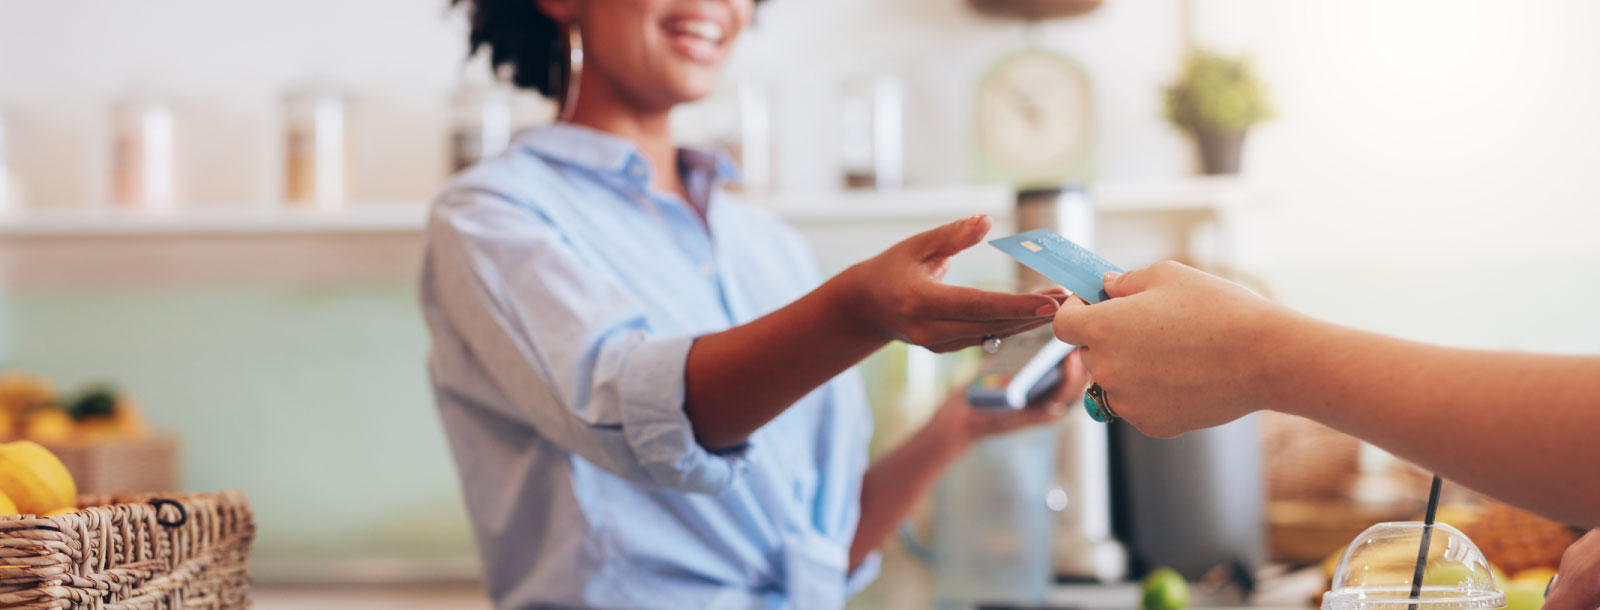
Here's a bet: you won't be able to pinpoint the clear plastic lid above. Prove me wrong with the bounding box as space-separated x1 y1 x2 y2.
1323 522 1506 610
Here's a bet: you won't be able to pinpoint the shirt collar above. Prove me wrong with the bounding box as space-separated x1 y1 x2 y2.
518 123 741 189
678 146 743 186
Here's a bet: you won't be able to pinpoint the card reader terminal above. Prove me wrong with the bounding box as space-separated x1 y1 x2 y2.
965 326 1078 409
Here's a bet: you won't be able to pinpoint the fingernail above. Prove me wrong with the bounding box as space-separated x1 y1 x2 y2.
1035 302 1059 316
1103 271 1121 282
967 214 986 226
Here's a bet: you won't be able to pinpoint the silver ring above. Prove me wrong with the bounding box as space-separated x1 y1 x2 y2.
981 335 1002 353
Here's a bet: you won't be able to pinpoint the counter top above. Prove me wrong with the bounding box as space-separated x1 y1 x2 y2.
1043 568 1322 610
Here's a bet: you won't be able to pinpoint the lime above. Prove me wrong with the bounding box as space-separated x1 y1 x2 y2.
1422 563 1479 588
1142 567 1191 610
1502 580 1546 610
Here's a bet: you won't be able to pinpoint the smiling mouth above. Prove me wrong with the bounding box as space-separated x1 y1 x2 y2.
664 18 727 44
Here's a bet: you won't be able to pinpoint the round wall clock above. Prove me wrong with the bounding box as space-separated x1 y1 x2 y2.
974 47 1093 188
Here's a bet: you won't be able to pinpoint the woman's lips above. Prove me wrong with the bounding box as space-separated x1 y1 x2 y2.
663 17 727 63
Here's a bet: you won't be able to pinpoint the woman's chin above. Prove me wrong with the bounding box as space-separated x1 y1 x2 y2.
662 76 726 106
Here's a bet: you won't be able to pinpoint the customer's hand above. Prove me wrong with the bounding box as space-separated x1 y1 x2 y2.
829 215 1063 353
1051 261 1295 438
932 349 1092 446
1544 528 1600 610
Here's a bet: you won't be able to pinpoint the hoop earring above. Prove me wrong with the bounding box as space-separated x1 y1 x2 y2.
559 26 583 121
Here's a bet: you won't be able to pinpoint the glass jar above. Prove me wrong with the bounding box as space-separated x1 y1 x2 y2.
839 74 904 190
0 108 12 213
449 85 513 174
283 90 348 208
111 98 177 211
730 80 773 193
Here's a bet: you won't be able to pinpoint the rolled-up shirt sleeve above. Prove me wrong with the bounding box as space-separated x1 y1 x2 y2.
846 551 882 598
425 190 747 494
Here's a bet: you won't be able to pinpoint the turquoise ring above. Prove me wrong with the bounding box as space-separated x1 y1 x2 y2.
1084 383 1118 423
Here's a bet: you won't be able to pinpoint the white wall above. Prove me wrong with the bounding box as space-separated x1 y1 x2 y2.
0 0 477 206
1192 0 1600 353
0 0 1193 206
722 0 1190 189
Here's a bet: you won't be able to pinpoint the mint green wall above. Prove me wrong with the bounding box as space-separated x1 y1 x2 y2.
7 257 1596 568
1 283 474 562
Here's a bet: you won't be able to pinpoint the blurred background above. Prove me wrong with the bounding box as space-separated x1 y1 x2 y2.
2 0 1597 608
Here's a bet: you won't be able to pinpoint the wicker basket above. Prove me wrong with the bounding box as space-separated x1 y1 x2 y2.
40 435 181 496
0 491 254 609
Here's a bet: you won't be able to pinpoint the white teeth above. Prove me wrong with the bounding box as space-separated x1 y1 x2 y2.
669 19 725 43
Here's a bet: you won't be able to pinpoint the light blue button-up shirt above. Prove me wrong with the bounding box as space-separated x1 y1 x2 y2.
420 123 880 610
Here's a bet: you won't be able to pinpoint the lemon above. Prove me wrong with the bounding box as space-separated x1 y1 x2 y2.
23 408 74 444
1142 567 1191 610
0 489 16 516
1511 567 1558 586
0 441 78 515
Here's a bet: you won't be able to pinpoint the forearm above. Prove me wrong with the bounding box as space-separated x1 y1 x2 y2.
849 408 974 569
1269 317 1600 525
685 276 886 450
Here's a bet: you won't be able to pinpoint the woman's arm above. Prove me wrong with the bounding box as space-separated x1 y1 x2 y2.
1052 261 1600 525
686 215 1063 450
1272 317 1600 526
848 351 1090 568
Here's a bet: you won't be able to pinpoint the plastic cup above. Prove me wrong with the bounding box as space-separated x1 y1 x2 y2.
1323 521 1506 610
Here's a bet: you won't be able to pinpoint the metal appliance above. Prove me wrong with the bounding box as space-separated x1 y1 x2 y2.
1015 186 1129 584
1020 185 1265 581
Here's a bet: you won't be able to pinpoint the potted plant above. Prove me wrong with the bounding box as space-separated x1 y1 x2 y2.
1164 49 1273 175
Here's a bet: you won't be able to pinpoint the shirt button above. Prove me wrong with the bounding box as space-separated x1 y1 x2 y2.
698 262 716 276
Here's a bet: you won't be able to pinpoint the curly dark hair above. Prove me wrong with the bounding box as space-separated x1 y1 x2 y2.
452 0 765 98
453 0 569 97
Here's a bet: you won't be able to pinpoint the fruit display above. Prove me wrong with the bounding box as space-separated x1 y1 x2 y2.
1460 501 1579 575
0 371 148 445
0 440 79 516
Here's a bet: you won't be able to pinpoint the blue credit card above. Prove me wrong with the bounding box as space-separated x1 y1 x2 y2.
990 229 1123 304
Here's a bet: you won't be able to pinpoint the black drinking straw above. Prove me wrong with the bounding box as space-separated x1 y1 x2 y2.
1408 475 1445 610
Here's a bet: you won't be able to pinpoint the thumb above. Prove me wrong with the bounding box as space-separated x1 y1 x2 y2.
1051 297 1094 346
907 214 990 260
1102 267 1149 299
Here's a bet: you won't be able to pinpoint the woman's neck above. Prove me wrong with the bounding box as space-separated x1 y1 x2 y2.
563 72 689 207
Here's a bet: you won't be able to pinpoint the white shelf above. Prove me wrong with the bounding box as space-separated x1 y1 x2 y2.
0 203 429 238
1088 175 1249 213
763 178 1246 223
759 186 1013 222
0 178 1247 239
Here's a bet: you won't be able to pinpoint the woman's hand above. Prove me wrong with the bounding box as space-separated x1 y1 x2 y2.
1544 528 1600 610
850 349 1089 568
1051 261 1297 438
932 349 1093 448
827 215 1063 353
